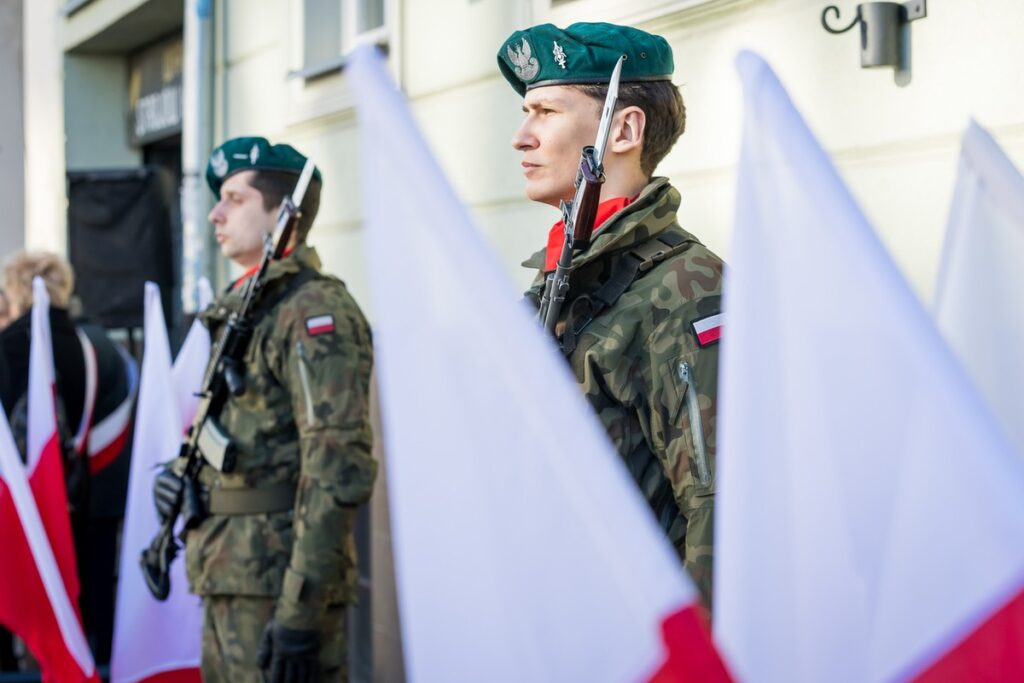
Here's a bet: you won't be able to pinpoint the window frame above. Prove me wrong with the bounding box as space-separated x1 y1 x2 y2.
295 0 391 81
285 0 400 126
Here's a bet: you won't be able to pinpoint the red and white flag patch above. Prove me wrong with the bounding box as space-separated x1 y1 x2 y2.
691 313 723 347
305 314 335 336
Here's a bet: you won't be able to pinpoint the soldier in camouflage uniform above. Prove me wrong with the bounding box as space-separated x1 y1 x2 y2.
498 24 723 608
154 137 376 682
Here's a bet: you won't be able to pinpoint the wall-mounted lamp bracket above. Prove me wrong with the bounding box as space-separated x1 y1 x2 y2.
822 1 927 69
821 5 860 34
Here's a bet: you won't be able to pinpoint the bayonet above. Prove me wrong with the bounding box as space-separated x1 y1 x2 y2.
538 56 625 335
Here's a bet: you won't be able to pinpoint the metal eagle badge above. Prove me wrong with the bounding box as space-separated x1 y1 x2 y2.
507 37 540 82
210 149 229 177
553 41 567 69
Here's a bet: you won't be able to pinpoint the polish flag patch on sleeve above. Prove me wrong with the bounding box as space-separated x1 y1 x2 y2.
305 314 335 336
691 312 723 347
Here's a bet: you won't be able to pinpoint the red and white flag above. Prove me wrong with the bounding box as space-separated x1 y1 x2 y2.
349 45 731 682
0 277 97 682
934 120 1024 458
716 52 1024 682
110 282 206 683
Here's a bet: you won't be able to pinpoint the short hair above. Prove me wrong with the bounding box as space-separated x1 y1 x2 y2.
572 80 686 177
4 251 75 312
247 170 322 243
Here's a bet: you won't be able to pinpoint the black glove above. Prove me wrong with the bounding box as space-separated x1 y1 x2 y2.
257 621 319 683
153 467 184 523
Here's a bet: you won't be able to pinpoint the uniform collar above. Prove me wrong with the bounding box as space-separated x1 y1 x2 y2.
541 196 634 272
232 246 294 291
201 243 323 325
522 177 677 272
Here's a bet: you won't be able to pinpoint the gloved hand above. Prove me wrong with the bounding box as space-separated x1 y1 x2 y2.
152 466 184 523
257 621 319 683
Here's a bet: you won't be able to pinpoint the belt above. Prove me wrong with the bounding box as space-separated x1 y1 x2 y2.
207 482 296 515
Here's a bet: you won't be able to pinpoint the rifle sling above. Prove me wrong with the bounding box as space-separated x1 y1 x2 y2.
252 266 319 321
207 483 295 515
197 266 321 487
560 230 693 356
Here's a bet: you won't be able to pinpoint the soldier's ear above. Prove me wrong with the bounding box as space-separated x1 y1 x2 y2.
609 106 645 155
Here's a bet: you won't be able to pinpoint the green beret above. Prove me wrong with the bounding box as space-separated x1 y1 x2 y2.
497 22 674 96
205 136 322 197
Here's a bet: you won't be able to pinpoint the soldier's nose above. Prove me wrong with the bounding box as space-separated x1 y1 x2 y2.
512 124 537 151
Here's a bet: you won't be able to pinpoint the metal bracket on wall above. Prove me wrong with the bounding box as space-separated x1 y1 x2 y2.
822 1 927 69
903 0 927 21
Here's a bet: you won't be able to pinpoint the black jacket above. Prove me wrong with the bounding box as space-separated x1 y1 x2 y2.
0 307 87 430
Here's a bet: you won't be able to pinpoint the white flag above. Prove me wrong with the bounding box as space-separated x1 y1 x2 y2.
714 51 1024 683
347 45 730 683
934 120 1024 457
110 283 204 683
172 276 213 432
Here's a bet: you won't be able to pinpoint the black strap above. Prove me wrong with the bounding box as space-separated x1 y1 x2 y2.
560 231 692 356
250 267 319 325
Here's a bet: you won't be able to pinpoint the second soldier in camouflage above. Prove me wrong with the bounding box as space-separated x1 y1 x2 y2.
154 137 376 682
499 23 723 609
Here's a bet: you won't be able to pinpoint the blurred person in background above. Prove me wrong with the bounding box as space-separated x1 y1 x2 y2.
0 288 12 330
0 251 136 668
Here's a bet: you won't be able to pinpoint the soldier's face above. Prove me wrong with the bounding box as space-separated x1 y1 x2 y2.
208 171 277 269
512 85 602 208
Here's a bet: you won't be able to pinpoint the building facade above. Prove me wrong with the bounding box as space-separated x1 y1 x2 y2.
16 0 1024 680
0 1 23 260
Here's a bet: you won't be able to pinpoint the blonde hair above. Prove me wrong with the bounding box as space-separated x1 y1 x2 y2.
4 251 75 312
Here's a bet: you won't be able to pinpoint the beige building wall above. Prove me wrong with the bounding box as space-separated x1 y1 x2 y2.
23 0 1024 300
208 0 1024 308
23 0 67 254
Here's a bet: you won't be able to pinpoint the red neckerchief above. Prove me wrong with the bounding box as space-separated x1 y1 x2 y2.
232 246 294 290
543 196 633 272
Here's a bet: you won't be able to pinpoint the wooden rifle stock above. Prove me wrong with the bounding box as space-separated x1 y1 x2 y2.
570 146 604 250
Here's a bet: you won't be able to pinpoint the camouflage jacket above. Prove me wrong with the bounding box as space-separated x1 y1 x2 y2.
524 178 722 606
181 244 377 630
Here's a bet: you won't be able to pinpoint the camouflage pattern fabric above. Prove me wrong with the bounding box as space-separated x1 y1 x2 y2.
179 243 376 643
201 595 347 682
524 178 722 607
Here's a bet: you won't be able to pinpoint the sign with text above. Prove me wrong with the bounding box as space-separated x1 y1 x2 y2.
128 37 183 146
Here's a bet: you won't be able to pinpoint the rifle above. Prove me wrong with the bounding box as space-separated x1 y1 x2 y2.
140 158 317 600
538 56 624 334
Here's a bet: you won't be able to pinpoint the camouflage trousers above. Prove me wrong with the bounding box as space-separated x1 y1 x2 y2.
201 595 348 682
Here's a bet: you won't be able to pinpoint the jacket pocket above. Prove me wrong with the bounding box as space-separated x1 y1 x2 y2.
677 361 711 489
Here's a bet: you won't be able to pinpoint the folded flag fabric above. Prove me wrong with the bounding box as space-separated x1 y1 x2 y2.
934 120 1024 458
